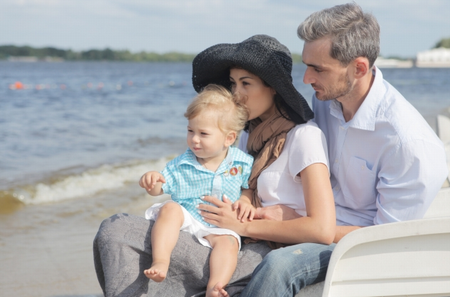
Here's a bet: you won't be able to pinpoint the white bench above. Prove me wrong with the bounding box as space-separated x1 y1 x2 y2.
297 187 450 297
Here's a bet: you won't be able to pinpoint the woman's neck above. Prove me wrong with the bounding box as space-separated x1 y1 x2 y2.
258 104 277 122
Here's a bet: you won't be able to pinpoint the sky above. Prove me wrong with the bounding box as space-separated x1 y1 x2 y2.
1 0 449 58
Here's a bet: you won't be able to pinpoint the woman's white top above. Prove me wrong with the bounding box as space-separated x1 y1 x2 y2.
238 120 329 216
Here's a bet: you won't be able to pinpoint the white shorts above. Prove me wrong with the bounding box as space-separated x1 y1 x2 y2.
145 200 241 250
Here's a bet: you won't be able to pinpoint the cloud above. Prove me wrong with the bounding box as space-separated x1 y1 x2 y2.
0 0 449 57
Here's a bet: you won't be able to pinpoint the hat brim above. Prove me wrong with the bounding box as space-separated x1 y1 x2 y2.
192 36 313 123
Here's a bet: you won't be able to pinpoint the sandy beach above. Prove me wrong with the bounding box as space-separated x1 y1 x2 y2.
2 160 449 297
1 154 448 297
0 182 170 297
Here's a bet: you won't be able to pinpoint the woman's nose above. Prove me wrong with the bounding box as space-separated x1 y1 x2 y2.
233 87 246 102
232 85 239 95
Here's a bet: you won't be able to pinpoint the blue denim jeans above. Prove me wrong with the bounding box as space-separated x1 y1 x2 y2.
239 242 336 297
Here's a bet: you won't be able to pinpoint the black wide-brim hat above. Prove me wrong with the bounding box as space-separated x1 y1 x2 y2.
192 34 314 122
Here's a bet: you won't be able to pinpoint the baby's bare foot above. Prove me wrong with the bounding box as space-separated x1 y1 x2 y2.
144 262 169 282
206 282 229 297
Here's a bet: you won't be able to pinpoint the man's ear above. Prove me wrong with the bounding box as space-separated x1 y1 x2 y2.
354 57 370 78
225 131 237 147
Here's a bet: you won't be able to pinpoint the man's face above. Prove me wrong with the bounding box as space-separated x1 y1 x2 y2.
302 37 354 101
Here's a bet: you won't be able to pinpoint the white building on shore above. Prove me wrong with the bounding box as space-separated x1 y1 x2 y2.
416 47 450 68
374 57 413 68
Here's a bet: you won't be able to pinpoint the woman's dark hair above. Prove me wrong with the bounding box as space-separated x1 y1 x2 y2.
230 65 307 131
273 93 306 124
264 79 306 124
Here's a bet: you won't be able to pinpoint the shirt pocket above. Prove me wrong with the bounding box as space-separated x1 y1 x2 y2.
342 156 377 209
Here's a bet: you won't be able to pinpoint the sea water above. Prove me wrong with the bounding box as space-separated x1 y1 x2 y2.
0 62 193 205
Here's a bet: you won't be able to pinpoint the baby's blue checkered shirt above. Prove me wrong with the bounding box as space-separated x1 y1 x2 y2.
161 146 253 227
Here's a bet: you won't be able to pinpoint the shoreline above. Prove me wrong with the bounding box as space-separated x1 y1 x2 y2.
0 181 170 297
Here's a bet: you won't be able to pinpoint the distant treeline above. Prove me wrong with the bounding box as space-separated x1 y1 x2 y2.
2 37 450 63
0 45 196 62
434 38 450 49
0 45 303 63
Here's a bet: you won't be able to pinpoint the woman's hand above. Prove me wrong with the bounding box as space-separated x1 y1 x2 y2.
198 195 246 234
254 204 301 221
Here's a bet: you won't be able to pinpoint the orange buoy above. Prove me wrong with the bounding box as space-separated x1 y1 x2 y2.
15 81 24 90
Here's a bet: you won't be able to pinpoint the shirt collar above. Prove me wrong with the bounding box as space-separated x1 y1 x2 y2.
178 147 237 173
179 148 199 166
329 66 384 131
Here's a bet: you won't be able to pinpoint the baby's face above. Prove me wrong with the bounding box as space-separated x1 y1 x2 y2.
186 109 228 161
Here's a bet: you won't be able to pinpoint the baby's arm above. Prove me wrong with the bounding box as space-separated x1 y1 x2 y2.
139 171 166 196
233 189 256 222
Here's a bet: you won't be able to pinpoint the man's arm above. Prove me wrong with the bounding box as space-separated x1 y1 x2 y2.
375 139 447 224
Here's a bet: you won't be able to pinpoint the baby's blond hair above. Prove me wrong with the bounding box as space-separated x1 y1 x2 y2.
184 84 248 135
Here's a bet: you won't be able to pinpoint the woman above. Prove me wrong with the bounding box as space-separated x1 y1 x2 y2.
93 35 335 297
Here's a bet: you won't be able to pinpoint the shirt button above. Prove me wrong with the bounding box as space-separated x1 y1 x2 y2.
335 159 339 163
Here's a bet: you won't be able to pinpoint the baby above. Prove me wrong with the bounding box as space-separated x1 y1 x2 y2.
139 84 255 297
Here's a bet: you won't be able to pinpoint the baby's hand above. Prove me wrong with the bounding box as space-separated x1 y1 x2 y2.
139 171 165 191
233 200 256 222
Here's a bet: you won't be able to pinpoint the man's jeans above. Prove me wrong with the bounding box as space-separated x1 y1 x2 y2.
239 242 336 297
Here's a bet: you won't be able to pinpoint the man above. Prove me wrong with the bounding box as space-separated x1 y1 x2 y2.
238 3 448 296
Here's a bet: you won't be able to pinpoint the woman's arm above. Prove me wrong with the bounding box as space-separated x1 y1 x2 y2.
334 226 361 243
200 163 336 245
254 204 301 221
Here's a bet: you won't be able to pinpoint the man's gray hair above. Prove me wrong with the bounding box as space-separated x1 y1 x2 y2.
297 2 380 67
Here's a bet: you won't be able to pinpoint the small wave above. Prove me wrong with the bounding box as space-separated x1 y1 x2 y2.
1 157 174 207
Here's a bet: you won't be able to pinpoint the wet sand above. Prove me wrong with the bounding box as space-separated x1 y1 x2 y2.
0 183 169 297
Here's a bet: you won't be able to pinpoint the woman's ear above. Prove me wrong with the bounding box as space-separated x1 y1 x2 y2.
225 131 237 147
